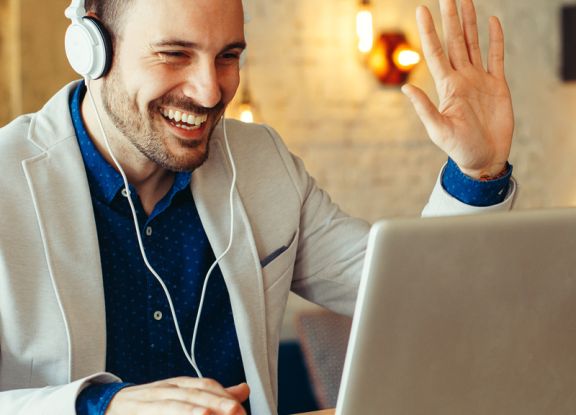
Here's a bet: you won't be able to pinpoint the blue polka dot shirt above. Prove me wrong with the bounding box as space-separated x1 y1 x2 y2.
70 83 247 414
442 158 512 206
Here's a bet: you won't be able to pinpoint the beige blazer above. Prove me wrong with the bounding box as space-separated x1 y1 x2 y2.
0 82 515 415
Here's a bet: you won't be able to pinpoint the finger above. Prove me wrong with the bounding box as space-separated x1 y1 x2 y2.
109 397 212 415
226 383 250 403
461 0 483 67
439 0 470 69
401 84 445 140
416 5 452 82
130 385 243 412
130 400 210 415
164 377 235 399
487 16 505 78
126 399 214 415
109 383 246 415
172 388 245 415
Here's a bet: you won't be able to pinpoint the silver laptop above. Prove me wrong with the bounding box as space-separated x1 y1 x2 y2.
336 208 576 415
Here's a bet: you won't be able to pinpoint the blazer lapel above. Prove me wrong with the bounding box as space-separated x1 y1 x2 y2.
22 118 107 381
192 128 276 412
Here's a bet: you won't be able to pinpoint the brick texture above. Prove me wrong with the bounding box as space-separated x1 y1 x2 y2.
234 0 576 223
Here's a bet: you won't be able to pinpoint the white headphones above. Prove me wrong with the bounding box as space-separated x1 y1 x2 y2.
64 0 112 80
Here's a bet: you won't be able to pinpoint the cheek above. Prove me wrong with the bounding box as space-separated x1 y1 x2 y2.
126 69 181 111
221 71 241 105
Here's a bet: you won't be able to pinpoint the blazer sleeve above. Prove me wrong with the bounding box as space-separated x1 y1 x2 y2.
264 131 516 317
422 164 517 217
263 126 370 317
0 373 121 415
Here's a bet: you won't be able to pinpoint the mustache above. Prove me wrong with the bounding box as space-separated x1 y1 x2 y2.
151 95 225 115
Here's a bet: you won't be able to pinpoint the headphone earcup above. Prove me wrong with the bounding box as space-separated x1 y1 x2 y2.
65 16 113 79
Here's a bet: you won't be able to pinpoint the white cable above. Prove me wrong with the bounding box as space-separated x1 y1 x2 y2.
85 81 237 378
190 115 237 362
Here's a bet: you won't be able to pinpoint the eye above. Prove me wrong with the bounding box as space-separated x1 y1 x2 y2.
155 51 190 67
218 50 242 64
224 52 241 59
157 51 188 61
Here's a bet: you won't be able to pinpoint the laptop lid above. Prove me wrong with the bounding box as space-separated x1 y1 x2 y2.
336 208 576 415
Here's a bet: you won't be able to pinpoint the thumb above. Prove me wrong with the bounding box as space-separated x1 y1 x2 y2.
226 383 250 403
401 83 444 135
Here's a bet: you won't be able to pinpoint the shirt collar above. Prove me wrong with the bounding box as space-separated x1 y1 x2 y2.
69 81 191 205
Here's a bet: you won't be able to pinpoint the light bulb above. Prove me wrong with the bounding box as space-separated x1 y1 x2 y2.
239 103 254 123
393 46 421 71
356 3 373 54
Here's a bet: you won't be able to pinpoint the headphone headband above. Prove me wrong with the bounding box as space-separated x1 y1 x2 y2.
65 0 86 21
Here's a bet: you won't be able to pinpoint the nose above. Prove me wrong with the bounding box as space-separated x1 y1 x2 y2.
182 59 222 109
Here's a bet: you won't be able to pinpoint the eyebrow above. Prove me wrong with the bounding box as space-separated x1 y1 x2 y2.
151 39 247 52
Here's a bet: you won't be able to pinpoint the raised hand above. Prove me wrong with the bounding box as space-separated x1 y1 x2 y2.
402 0 514 180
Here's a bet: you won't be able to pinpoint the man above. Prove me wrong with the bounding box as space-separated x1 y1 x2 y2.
0 0 515 414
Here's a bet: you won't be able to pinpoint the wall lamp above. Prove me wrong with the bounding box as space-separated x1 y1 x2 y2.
238 88 255 123
356 0 421 86
356 0 374 54
367 32 421 85
235 65 258 123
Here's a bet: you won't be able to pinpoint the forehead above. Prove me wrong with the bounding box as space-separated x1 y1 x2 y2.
122 0 245 43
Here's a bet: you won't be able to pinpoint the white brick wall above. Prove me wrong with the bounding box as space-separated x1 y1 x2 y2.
235 0 576 224
235 0 576 336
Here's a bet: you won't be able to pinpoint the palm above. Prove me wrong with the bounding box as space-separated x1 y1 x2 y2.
435 69 513 172
403 0 514 179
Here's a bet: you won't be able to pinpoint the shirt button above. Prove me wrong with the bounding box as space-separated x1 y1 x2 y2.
121 188 129 197
145 226 153 236
154 311 163 321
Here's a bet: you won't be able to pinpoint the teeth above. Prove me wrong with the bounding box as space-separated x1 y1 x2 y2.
162 108 208 126
176 123 195 131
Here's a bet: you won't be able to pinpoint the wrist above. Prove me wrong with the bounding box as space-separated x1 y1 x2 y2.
76 382 133 415
458 162 509 181
442 158 513 207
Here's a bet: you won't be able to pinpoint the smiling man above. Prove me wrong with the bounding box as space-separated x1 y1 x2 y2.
0 0 516 414
83 0 246 213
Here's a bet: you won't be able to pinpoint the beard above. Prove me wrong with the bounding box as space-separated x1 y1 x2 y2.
100 68 225 172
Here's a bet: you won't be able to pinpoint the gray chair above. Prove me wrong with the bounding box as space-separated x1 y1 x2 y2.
295 310 353 409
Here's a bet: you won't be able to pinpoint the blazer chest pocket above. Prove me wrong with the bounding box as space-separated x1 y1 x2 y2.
261 229 299 291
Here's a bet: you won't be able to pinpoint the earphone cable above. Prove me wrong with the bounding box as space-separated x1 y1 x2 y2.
190 114 237 362
85 79 243 378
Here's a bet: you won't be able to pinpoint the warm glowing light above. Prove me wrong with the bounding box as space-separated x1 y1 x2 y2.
356 6 373 54
393 46 421 71
368 42 389 78
239 103 254 123
367 33 420 85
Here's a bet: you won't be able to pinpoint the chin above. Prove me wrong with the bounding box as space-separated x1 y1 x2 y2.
160 146 210 172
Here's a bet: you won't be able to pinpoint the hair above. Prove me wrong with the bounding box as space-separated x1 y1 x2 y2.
85 0 134 40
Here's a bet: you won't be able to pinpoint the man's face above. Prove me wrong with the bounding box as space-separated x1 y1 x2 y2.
100 0 245 172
